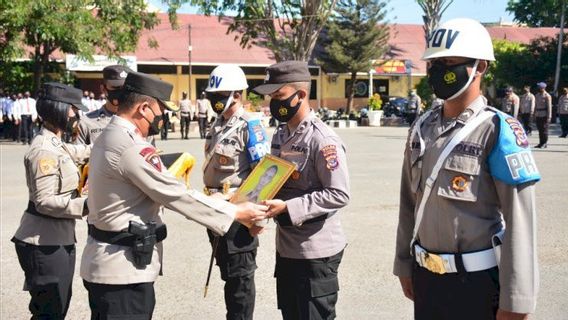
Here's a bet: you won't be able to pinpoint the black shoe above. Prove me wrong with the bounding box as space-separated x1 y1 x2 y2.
560 135 567 138
534 144 542 148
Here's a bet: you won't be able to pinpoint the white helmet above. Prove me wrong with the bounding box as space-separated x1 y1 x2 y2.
205 64 249 92
422 18 495 61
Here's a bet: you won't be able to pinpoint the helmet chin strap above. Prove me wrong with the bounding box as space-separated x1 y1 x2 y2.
221 91 235 115
447 59 479 101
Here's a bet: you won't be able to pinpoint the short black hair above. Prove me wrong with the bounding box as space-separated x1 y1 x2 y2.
118 90 157 112
36 99 71 131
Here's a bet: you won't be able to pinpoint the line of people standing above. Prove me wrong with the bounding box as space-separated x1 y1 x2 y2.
0 91 38 144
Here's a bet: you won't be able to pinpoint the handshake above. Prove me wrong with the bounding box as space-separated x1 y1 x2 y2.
232 199 287 236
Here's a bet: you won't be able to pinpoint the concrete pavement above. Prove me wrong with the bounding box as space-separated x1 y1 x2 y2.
1 125 567 319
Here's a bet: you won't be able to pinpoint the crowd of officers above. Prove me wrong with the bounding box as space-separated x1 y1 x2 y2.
6 16 555 320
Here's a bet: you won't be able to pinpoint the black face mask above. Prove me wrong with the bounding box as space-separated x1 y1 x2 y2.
144 107 163 136
66 115 79 134
105 88 122 106
208 92 234 115
427 60 478 100
270 91 301 122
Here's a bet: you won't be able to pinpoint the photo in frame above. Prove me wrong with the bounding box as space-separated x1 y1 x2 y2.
230 154 296 204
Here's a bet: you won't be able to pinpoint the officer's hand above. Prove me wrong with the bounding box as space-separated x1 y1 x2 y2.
398 276 414 301
262 199 286 218
248 224 265 237
235 202 267 227
496 309 528 320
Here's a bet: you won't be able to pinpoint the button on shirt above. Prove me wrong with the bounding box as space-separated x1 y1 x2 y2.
394 96 539 313
271 113 350 259
81 115 236 285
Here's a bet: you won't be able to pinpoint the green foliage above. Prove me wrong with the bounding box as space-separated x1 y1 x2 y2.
506 0 567 27
486 37 568 90
182 0 337 61
368 93 382 110
317 0 390 113
0 0 159 93
416 0 454 42
247 92 263 111
415 76 433 108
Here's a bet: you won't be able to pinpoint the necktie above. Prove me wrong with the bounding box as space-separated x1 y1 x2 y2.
26 99 29 114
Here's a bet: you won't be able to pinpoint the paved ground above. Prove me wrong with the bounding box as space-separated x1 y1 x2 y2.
1 125 567 319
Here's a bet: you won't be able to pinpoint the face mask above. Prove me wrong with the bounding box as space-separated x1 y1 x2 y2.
427 60 479 100
143 106 163 136
66 114 79 134
270 91 301 122
106 88 122 106
208 92 234 114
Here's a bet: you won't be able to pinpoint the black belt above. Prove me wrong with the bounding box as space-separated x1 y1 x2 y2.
88 224 167 246
275 213 329 227
26 201 74 221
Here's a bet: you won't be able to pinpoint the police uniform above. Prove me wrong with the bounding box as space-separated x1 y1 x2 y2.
519 90 535 134
394 96 540 318
12 83 90 319
407 93 422 124
203 107 269 320
534 86 552 148
270 112 349 319
501 91 520 118
558 92 568 137
80 72 237 319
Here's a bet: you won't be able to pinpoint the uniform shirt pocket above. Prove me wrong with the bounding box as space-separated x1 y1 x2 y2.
213 142 238 172
58 156 79 194
437 155 481 202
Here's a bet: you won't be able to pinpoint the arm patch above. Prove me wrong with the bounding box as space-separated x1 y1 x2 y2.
488 112 540 185
246 119 269 163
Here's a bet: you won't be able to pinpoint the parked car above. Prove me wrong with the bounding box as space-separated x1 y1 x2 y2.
382 96 408 117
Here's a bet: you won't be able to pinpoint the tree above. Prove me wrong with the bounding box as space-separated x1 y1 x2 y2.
175 0 337 61
506 0 567 27
0 0 159 94
318 0 390 113
416 0 454 44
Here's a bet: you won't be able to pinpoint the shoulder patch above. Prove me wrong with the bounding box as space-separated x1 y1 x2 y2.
39 158 57 175
139 147 162 171
320 144 339 171
246 118 269 163
488 112 540 185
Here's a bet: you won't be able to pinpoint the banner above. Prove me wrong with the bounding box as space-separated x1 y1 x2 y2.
65 54 137 71
371 59 411 74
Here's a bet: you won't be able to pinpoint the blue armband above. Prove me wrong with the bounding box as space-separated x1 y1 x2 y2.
246 118 269 163
488 112 540 185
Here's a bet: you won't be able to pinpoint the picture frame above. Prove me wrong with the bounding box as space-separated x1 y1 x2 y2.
230 154 296 204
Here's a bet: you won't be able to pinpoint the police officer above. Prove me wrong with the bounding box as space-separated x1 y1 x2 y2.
558 87 568 138
254 61 350 320
502 86 519 118
12 82 90 319
394 18 540 320
197 92 212 139
534 82 552 148
519 85 535 135
76 65 132 145
80 71 267 319
202 64 270 320
406 89 422 124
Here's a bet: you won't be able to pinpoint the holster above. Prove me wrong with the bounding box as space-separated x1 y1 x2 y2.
128 221 157 269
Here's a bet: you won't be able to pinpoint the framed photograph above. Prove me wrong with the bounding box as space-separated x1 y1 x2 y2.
231 154 296 204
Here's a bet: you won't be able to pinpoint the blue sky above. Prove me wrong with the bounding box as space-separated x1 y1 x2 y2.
148 0 516 24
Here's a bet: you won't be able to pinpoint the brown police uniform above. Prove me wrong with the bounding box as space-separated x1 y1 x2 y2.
76 105 113 145
519 91 535 134
501 92 519 118
535 90 552 147
271 112 350 319
394 96 539 317
12 127 90 317
203 107 269 320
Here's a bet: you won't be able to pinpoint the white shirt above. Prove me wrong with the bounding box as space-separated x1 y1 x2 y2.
14 97 37 120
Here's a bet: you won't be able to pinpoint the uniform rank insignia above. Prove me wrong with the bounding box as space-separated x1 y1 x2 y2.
139 147 162 171
39 158 57 174
219 155 229 165
451 175 468 192
488 112 540 185
291 171 301 180
321 145 339 171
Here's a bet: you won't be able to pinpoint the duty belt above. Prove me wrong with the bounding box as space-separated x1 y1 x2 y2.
275 212 329 227
414 243 497 275
26 200 74 221
88 223 167 246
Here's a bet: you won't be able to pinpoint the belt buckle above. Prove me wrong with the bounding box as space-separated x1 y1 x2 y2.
422 252 447 275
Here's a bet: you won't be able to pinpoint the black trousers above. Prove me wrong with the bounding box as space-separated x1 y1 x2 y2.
413 263 499 320
536 116 549 145
20 114 33 144
519 113 532 134
2 115 13 139
14 239 76 319
559 114 568 136
209 231 257 320
275 250 343 320
83 280 155 320
180 115 190 138
198 117 208 139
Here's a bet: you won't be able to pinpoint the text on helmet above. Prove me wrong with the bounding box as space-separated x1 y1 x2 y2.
427 29 460 49
209 75 223 89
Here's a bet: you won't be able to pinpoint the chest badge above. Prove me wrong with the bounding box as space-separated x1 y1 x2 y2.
451 175 468 192
291 171 301 180
219 155 229 165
